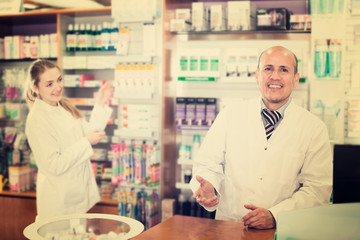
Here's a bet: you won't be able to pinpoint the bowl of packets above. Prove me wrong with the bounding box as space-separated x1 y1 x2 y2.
23 213 144 240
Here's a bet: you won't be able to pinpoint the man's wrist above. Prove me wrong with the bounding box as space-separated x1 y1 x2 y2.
268 210 276 228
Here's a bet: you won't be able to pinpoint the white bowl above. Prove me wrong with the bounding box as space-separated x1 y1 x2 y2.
23 213 144 240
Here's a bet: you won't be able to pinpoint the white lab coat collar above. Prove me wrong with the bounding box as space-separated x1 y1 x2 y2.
34 98 61 112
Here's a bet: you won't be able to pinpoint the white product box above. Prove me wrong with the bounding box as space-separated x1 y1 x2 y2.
211 5 227 31
192 2 209 31
12 35 23 59
227 1 257 31
4 36 13 59
176 8 191 22
143 22 156 56
62 56 87 69
23 36 31 59
30 35 39 58
170 19 192 32
87 56 115 69
49 33 58 58
39 34 50 58
0 38 4 59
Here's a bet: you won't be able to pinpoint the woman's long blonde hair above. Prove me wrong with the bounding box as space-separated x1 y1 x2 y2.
25 59 83 119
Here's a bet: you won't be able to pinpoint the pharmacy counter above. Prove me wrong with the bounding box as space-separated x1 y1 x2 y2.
0 190 118 240
132 215 275 240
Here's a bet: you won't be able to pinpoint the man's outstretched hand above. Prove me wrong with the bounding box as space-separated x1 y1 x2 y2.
192 176 219 207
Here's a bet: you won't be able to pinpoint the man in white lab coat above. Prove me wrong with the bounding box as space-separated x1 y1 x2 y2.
190 46 332 229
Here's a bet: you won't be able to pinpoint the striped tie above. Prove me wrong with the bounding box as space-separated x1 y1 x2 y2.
262 109 282 140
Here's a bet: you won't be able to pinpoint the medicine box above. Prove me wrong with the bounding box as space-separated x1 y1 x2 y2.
176 8 191 22
170 19 191 32
211 5 227 31
257 8 291 30
227 1 257 31
290 14 311 30
192 2 210 31
13 35 23 59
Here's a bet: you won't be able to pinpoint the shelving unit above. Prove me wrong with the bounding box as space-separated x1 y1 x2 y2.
0 4 176 233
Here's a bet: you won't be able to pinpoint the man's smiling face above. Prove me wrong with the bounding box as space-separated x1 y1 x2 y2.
255 46 300 110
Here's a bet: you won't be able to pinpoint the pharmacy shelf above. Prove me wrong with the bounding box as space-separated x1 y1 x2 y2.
171 30 311 41
0 58 57 62
176 125 211 131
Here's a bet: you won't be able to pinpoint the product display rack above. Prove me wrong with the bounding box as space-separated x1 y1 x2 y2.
0 4 176 238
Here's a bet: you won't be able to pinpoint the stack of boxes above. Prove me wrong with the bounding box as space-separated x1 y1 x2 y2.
8 164 36 192
170 1 311 33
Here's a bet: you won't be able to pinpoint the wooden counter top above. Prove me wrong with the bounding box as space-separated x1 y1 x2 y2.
132 215 276 240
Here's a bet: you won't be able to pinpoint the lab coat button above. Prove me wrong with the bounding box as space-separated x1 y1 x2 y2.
264 147 267 150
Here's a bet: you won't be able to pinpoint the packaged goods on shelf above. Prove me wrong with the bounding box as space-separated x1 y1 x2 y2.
62 56 87 69
170 19 192 32
210 5 227 31
227 1 257 31
49 33 57 57
90 148 108 161
191 2 210 32
257 8 291 30
314 39 342 79
9 164 36 192
4 36 12 59
110 140 160 187
178 48 220 80
176 97 217 128
290 14 311 30
12 36 23 59
116 188 160 229
347 99 360 138
114 63 156 99
223 48 259 82
87 56 116 69
3 34 57 59
63 74 95 87
176 8 192 22
117 27 130 56
171 8 192 32
143 23 156 56
312 99 341 140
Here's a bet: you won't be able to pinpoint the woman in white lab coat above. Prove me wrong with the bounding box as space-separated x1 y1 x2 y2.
25 59 113 221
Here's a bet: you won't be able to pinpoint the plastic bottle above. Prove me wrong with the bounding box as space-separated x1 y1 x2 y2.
86 23 93 51
109 21 119 51
328 39 341 78
91 24 96 51
74 24 80 51
66 24 76 52
101 22 110 51
191 134 201 159
95 24 102 51
314 39 328 78
78 23 87 51
23 36 31 58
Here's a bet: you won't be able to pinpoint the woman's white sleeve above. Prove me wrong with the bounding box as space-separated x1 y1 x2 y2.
26 120 94 176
